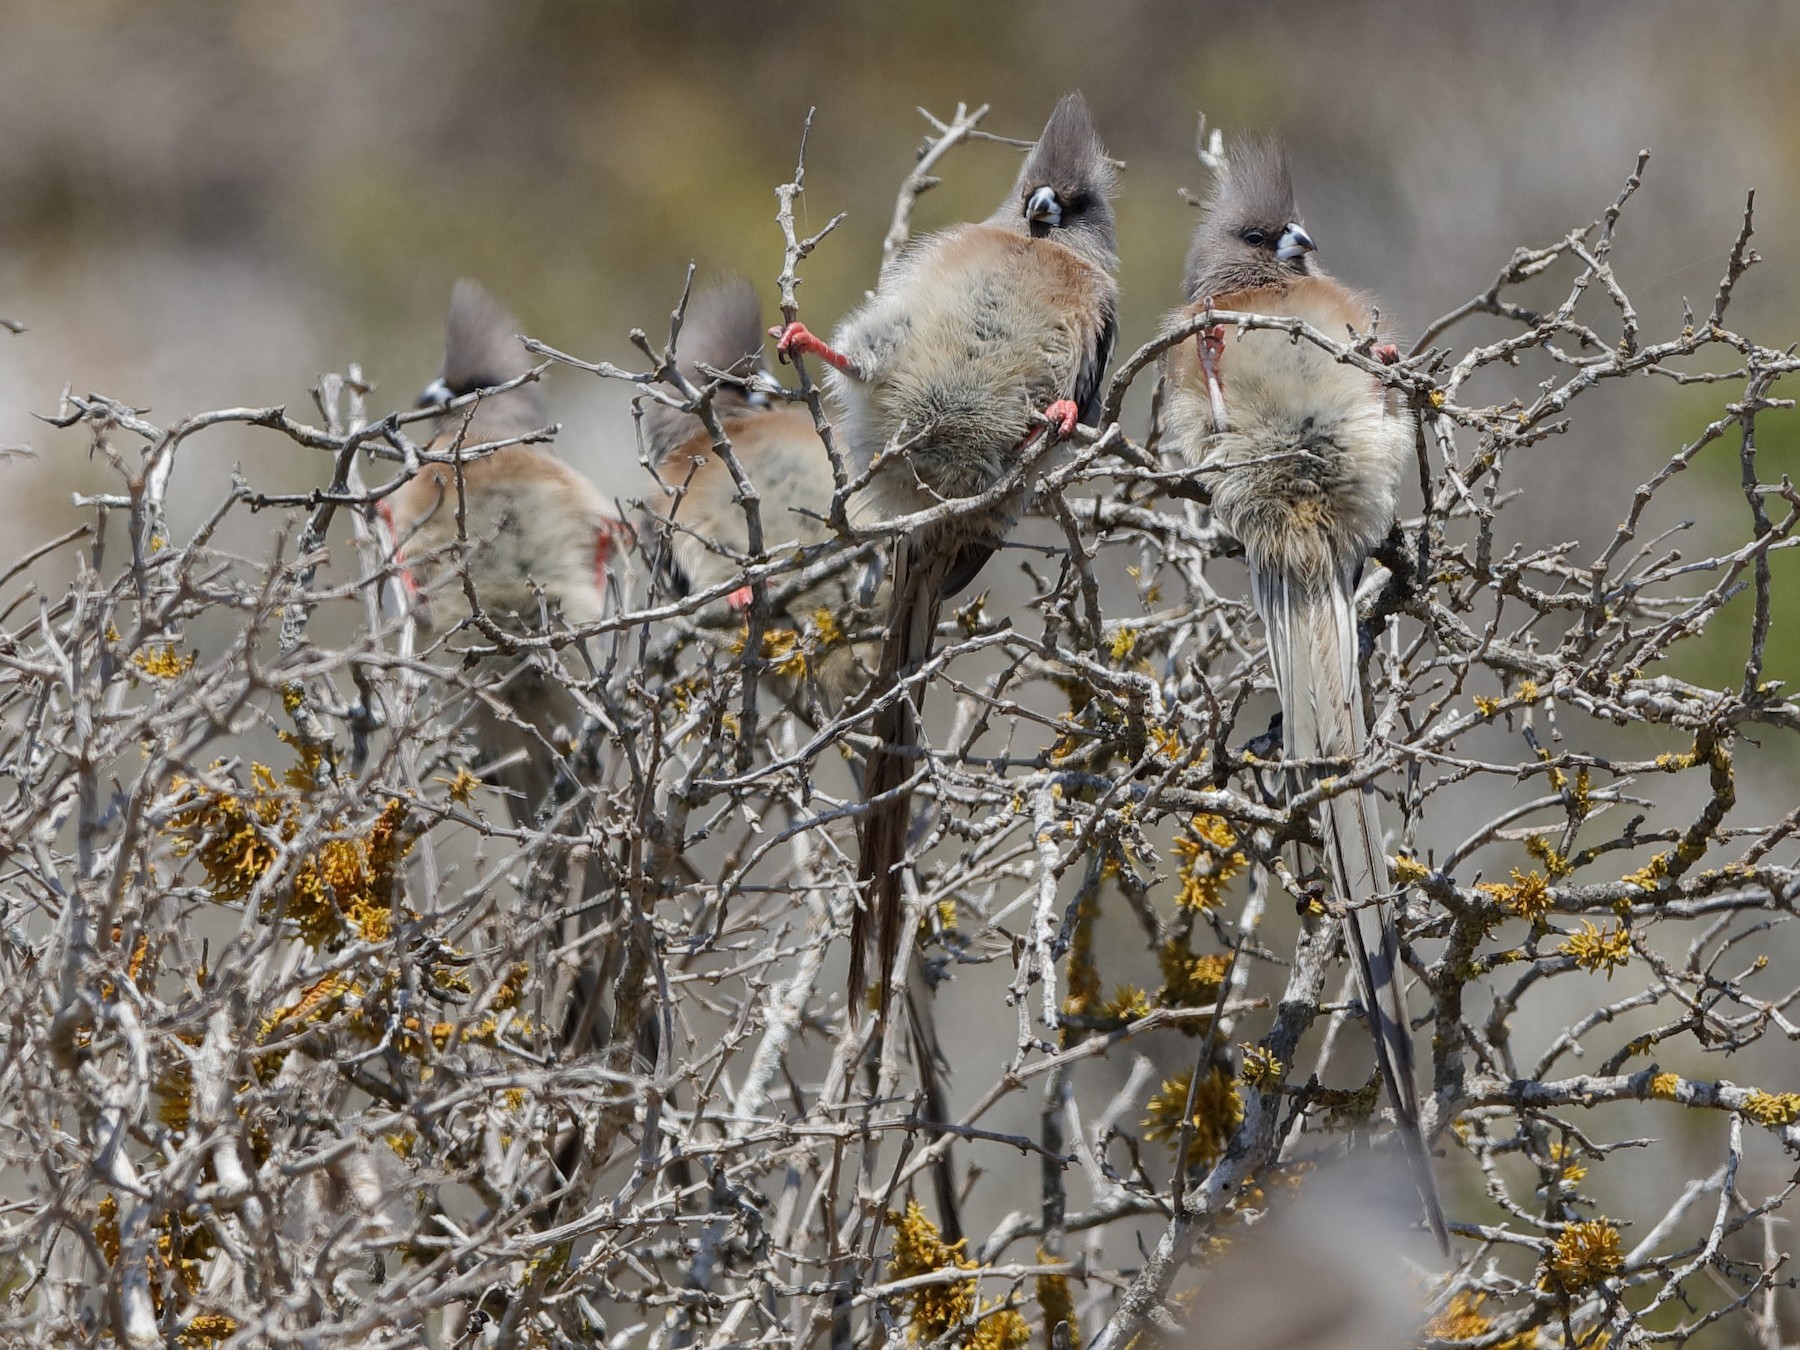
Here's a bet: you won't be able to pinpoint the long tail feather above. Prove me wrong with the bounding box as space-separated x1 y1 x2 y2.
850 535 964 1240
906 966 963 1245
851 536 945 1014
1255 565 1449 1250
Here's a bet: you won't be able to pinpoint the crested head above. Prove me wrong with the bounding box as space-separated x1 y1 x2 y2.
644 276 771 462
420 279 546 434
440 279 536 396
677 277 769 387
1183 137 1316 303
1001 92 1119 263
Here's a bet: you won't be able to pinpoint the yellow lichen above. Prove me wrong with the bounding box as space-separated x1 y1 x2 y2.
1741 1090 1800 1127
1622 852 1670 892
1561 921 1631 978
1478 869 1553 923
1422 1291 1538 1349
1036 1258 1078 1349
727 624 814 679
1548 1140 1588 1187
441 767 481 804
131 643 196 679
93 1193 219 1324
1391 853 1430 884
1142 1066 1243 1166
1098 985 1153 1022
1649 1073 1681 1101
1569 765 1593 817
265 973 351 1038
1048 713 1086 765
1157 946 1231 1017
1542 1220 1623 1296
177 1313 240 1348
1147 722 1182 761
1524 835 1574 879
1172 814 1246 912
885 1199 1029 1348
1238 1043 1284 1093
168 767 413 949
809 606 845 649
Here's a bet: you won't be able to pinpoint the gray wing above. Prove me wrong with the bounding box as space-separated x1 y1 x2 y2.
1072 300 1117 428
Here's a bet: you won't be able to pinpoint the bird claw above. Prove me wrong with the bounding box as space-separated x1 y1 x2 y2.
769 322 808 364
726 584 754 613
768 321 851 373
1374 342 1401 366
1044 399 1080 439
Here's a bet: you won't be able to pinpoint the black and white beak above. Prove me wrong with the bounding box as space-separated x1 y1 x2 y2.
1026 186 1063 229
1276 223 1315 262
416 376 454 409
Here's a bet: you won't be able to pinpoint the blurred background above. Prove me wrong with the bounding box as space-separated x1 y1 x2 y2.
6 0 1795 823
3 0 1795 532
3 1 1797 1330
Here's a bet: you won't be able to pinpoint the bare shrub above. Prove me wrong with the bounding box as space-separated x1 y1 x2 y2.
1 108 1796 1350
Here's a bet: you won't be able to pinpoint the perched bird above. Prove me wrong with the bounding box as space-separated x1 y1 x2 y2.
379 279 630 828
772 92 1120 1016
1161 136 1446 1247
642 278 874 691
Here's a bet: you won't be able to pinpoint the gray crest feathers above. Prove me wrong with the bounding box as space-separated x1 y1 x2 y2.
436 278 546 433
644 277 771 465
1184 136 1308 303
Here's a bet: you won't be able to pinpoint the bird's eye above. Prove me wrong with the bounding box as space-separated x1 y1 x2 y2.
1241 228 1268 248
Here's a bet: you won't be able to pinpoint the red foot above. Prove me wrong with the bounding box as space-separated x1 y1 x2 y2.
1374 342 1401 366
1043 398 1081 439
375 501 421 598
593 519 632 590
769 321 854 374
726 584 754 612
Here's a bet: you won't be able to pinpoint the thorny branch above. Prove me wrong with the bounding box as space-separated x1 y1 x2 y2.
0 118 1796 1350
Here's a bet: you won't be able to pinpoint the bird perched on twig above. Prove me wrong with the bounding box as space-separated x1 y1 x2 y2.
379 279 631 828
1160 130 1447 1248
771 92 1120 1020
641 278 874 695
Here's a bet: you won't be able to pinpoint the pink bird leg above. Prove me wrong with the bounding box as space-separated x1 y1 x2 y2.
769 322 855 374
375 501 422 599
